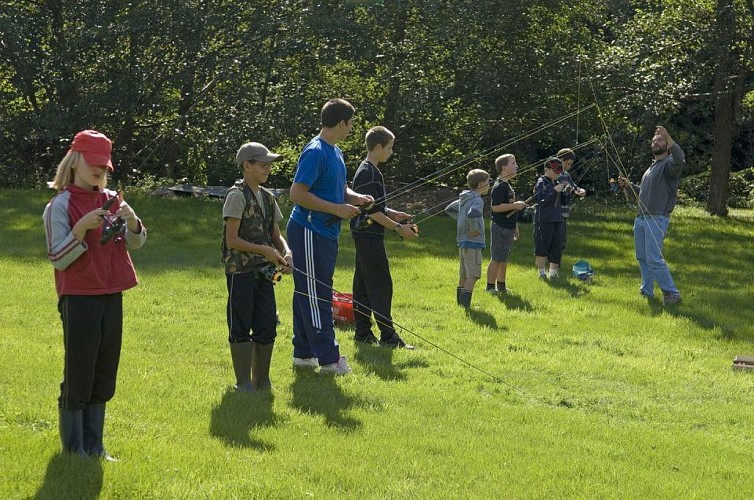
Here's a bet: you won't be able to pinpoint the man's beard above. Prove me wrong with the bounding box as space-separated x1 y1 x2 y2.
652 145 667 156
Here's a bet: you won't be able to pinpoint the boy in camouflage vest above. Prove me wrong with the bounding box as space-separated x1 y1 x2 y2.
222 142 292 392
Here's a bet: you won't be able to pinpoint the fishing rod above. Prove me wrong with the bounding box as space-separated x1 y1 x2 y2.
379 103 598 208
358 136 607 230
326 104 598 227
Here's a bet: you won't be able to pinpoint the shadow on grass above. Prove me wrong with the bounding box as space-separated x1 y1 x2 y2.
546 276 588 297
352 340 430 381
497 291 534 311
209 388 278 450
34 453 103 499
289 369 364 430
466 307 501 329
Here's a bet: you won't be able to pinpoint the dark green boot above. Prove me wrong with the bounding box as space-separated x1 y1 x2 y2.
83 403 117 461
251 341 275 391
459 289 473 309
58 408 86 456
230 342 254 392
456 286 463 305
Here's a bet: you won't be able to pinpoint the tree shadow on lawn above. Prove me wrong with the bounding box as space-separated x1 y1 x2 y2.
209 388 278 450
289 370 371 430
34 452 103 499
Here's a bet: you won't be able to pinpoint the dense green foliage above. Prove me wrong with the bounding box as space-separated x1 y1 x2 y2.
1 190 753 497
2 1 754 207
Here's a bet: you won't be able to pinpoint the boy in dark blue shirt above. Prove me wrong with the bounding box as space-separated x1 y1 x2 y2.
350 126 418 348
533 157 567 279
486 154 528 294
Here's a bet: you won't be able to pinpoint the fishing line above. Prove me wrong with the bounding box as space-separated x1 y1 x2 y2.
584 63 671 259
285 265 528 396
369 104 598 210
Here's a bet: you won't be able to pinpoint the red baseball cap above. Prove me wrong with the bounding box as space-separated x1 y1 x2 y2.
70 130 114 171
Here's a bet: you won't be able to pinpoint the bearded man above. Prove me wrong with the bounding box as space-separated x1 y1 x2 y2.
618 126 685 305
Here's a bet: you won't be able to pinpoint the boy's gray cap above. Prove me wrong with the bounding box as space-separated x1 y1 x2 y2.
236 142 282 165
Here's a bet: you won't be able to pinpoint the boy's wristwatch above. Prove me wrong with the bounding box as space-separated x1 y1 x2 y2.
393 224 402 233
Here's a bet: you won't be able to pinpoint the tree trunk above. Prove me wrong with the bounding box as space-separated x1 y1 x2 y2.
706 0 736 216
708 93 733 216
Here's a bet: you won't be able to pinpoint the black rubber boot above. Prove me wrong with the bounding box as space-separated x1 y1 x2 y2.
251 341 274 391
83 403 117 461
58 408 87 456
230 342 254 392
456 286 463 305
459 289 473 309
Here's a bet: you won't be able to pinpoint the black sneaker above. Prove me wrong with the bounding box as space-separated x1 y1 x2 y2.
354 332 379 345
379 334 415 350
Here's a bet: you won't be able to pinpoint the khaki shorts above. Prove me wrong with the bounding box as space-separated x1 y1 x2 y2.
459 248 482 280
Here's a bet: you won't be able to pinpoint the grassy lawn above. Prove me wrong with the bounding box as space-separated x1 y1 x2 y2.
1 188 753 498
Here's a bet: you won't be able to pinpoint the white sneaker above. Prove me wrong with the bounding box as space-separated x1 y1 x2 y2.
293 357 319 369
319 355 352 375
549 269 559 279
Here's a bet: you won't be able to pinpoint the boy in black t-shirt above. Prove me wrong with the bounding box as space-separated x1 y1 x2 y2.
486 154 528 294
350 126 418 349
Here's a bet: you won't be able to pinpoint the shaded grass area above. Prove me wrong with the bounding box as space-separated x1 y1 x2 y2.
1 189 753 498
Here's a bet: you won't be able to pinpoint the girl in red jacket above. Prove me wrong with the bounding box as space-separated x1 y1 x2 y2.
43 130 146 459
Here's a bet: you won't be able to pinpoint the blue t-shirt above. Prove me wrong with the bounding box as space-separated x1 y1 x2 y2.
289 137 347 240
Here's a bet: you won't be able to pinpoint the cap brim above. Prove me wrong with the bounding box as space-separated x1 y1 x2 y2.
258 153 282 162
82 151 114 171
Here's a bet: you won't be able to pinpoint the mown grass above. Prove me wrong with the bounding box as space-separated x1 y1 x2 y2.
1 188 753 498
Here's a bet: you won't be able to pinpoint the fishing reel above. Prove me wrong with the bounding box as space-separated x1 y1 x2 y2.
99 191 126 244
259 264 282 284
100 215 126 244
353 212 373 231
557 173 578 190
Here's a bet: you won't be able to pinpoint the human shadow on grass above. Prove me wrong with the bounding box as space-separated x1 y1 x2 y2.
34 453 103 500
545 276 588 298
353 340 430 381
209 388 278 451
635 292 746 341
496 291 534 312
289 370 367 430
465 307 501 329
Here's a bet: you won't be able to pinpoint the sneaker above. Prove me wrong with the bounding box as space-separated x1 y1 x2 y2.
354 332 379 345
293 357 319 369
538 271 547 280
639 288 654 299
380 334 415 350
485 288 498 295
319 355 352 375
663 292 682 305
548 269 559 279
497 287 511 295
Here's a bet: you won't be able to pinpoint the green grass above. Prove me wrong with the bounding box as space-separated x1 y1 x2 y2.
1 188 753 498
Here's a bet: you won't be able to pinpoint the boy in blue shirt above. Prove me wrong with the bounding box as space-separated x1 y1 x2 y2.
287 98 373 375
445 169 491 309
